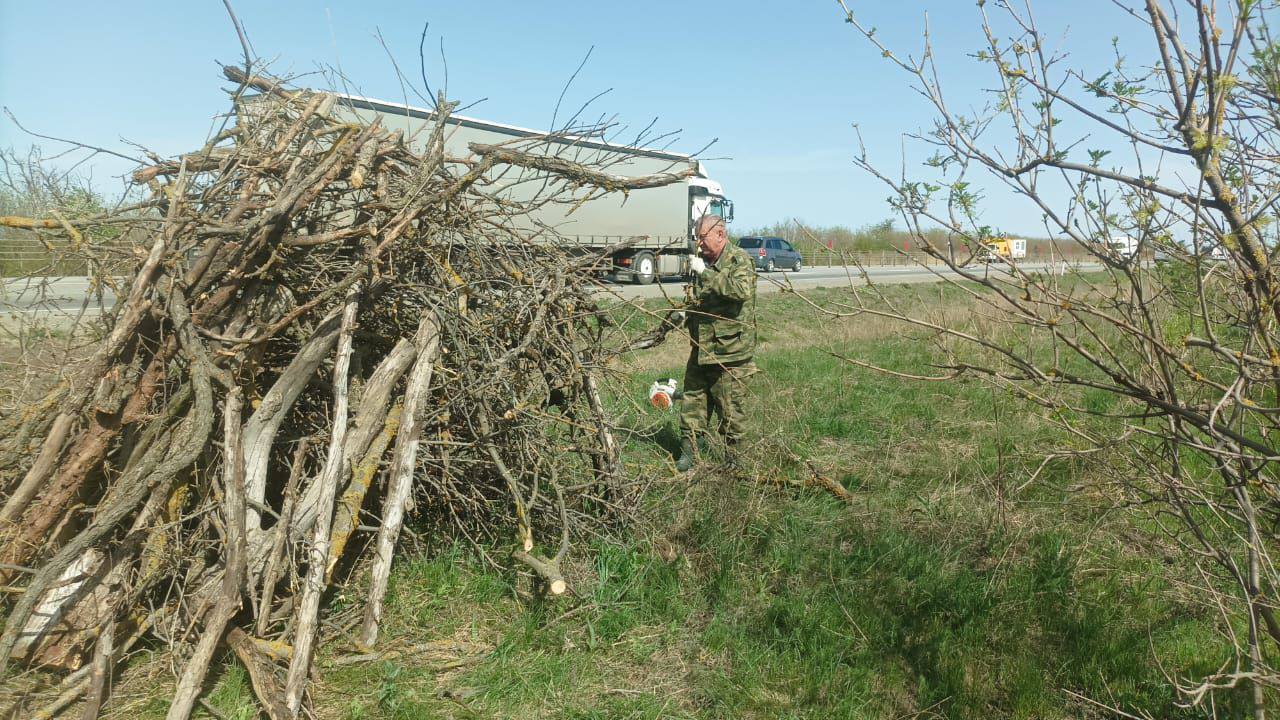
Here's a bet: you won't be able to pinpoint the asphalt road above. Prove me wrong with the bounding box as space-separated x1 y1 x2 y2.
602 261 1100 301
0 262 1100 317
0 276 121 316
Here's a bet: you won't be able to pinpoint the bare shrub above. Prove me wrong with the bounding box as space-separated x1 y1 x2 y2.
835 0 1280 712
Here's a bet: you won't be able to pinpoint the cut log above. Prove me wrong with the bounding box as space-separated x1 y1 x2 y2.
358 314 440 647
291 337 414 540
283 286 361 715
165 387 247 720
77 618 114 720
512 550 567 595
242 308 342 539
0 413 74 525
11 549 105 667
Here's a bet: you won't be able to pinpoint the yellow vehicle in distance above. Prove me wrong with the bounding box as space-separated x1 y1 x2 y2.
978 237 1027 263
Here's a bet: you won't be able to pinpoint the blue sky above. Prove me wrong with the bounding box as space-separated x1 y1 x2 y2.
0 1 1151 234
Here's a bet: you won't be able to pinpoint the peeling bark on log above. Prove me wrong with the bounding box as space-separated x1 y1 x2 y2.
284 287 360 715
359 314 440 648
227 627 290 720
243 308 342 540
19 594 157 720
12 549 104 665
22 447 190 669
166 388 247 720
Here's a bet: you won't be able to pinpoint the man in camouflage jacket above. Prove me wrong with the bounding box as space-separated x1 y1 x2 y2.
676 214 757 471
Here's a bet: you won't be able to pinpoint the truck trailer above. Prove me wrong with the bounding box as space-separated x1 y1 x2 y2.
1105 236 1139 260
328 94 733 284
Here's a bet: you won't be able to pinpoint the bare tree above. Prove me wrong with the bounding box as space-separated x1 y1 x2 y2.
836 0 1280 714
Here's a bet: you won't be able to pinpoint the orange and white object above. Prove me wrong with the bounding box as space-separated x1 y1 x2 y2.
648 378 678 410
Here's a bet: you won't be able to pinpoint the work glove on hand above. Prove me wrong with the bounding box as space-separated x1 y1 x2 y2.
669 310 686 325
688 256 707 274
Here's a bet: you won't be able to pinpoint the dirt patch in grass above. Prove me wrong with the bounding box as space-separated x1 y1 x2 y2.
0 318 101 412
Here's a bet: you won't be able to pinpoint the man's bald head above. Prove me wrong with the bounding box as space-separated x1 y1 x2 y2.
696 214 725 236
695 214 729 261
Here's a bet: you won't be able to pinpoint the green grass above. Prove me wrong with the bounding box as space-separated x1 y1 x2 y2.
149 284 1247 719
589 293 1233 718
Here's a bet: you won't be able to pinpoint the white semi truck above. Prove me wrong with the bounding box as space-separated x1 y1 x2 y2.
1106 236 1139 260
332 94 734 284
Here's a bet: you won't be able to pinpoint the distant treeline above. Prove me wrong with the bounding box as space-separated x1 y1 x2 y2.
738 219 1091 258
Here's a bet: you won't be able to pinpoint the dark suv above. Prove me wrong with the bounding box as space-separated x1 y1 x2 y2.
736 236 802 272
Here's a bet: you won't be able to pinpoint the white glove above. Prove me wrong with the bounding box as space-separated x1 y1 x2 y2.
669 310 686 325
688 256 706 274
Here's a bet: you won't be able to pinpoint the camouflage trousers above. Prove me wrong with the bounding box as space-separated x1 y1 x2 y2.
678 353 756 444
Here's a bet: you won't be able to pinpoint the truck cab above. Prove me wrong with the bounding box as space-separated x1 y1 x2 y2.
617 169 733 284
1083 236 1140 263
1106 236 1139 260
979 237 1026 263
689 174 734 227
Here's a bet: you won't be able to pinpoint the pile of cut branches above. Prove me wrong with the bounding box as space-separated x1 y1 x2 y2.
0 67 690 718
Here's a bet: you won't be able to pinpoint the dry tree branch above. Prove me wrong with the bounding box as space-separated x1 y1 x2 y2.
283 285 359 714
358 314 440 648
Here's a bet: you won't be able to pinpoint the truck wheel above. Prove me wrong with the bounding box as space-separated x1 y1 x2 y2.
632 252 656 285
765 259 776 273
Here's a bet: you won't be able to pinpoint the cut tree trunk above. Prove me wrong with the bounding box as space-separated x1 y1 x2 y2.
359 314 440 647
284 287 360 715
